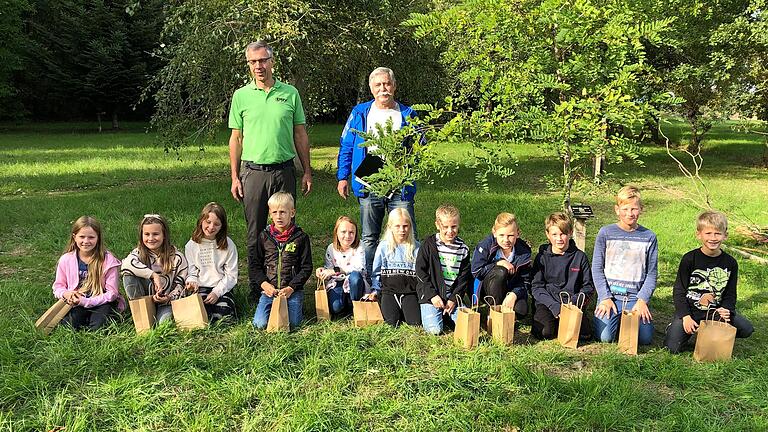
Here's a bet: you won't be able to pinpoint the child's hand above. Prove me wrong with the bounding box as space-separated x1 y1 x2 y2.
430 295 444 310
185 281 199 293
203 291 220 305
63 291 81 305
502 292 517 309
152 292 170 304
631 299 653 324
496 260 515 273
151 273 163 292
362 292 378 302
261 282 277 297
682 315 699 334
444 300 456 315
715 307 731 322
595 299 617 319
280 286 295 298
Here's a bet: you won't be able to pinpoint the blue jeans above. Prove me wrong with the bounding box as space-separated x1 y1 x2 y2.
327 271 365 314
359 192 417 280
252 291 304 330
594 298 654 345
420 303 459 335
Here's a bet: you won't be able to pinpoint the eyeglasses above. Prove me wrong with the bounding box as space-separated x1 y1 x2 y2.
247 57 272 66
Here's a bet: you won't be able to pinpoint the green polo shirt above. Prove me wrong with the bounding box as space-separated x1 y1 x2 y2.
228 79 306 164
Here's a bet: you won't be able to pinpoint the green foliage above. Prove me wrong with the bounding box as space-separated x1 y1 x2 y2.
407 0 675 210
17 0 164 123
0 0 31 118
148 0 444 150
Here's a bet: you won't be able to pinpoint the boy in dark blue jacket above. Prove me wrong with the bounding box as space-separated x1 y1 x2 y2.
531 212 594 340
471 212 532 318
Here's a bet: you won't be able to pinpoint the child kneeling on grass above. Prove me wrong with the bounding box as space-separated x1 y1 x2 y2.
531 212 594 340
471 212 532 318
316 216 367 316
664 210 754 353
372 208 421 327
53 216 125 330
416 204 472 335
185 202 238 323
592 185 657 345
251 192 312 331
121 214 188 323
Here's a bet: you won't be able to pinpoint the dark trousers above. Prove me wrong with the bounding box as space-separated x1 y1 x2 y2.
664 311 754 353
532 302 592 340
380 292 422 327
241 161 296 299
198 286 236 322
61 302 117 331
479 266 528 318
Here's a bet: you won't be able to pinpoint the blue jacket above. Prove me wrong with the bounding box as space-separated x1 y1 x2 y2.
471 234 533 299
337 100 417 199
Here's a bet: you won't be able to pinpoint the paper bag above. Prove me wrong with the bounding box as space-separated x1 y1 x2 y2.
617 299 639 355
171 294 208 330
558 292 585 349
352 300 384 328
693 310 737 362
484 296 515 345
454 295 480 349
35 299 73 335
267 294 290 332
315 278 331 321
129 295 156 334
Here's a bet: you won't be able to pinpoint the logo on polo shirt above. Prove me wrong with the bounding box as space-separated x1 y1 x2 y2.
275 97 288 103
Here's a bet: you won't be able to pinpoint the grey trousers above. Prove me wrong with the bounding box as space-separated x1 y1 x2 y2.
122 274 173 323
241 161 297 298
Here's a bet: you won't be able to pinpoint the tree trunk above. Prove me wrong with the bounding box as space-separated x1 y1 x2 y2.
112 111 119 130
563 140 573 213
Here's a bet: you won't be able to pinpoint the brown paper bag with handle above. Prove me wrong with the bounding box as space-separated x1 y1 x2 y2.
454 295 480 349
352 299 384 327
35 299 73 335
694 308 737 362
485 296 515 345
171 294 208 330
267 294 290 332
129 295 156 334
618 298 639 355
315 277 331 321
558 292 585 349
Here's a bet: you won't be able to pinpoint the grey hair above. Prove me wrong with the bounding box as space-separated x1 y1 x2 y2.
369 67 396 86
245 40 273 57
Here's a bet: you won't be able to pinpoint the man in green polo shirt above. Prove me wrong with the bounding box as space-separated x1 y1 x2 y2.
228 40 313 300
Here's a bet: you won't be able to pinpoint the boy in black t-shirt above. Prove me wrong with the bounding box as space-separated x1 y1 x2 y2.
664 211 754 353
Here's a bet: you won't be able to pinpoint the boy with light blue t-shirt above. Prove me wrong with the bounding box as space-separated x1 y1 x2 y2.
592 185 658 345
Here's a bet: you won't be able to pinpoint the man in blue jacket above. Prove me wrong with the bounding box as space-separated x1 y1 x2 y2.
336 67 418 280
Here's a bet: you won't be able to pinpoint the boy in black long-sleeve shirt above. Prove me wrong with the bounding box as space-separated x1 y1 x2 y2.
664 211 754 353
531 212 594 340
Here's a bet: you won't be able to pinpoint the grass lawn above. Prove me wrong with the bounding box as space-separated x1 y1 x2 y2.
0 119 767 431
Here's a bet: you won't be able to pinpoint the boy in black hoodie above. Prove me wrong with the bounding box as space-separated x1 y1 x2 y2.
531 212 594 340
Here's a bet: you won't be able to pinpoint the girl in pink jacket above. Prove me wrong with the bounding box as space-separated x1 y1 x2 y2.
53 216 125 330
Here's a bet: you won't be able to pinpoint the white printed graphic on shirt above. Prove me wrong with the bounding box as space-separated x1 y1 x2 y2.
604 239 649 288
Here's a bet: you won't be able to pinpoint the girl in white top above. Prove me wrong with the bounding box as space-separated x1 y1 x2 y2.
315 216 367 315
185 202 238 322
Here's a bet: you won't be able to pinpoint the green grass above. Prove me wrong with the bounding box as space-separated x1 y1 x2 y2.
1 119 767 431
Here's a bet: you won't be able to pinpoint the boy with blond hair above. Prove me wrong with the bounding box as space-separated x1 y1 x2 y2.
251 192 312 330
592 185 658 345
664 211 754 353
531 212 594 340
416 205 472 335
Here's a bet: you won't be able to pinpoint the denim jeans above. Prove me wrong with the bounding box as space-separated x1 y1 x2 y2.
359 192 417 280
594 298 654 345
420 303 459 335
122 274 173 323
252 291 304 330
327 271 365 314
